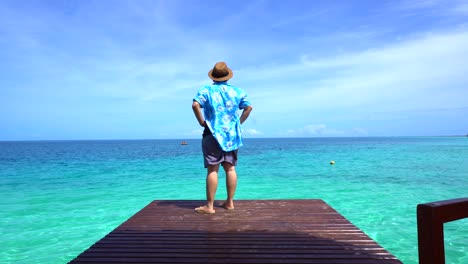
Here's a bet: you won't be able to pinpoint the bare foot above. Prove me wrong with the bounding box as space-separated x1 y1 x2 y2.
222 201 235 210
195 205 215 214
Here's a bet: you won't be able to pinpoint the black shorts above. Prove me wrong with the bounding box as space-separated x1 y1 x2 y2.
202 134 238 168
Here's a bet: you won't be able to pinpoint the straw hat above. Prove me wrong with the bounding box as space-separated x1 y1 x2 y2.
208 61 233 82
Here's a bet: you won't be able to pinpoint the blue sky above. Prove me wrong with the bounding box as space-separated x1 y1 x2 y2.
1 0 467 140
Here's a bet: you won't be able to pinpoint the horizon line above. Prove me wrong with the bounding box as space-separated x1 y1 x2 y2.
1 135 466 142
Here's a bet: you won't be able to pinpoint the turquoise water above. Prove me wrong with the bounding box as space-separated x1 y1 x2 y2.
1 137 467 263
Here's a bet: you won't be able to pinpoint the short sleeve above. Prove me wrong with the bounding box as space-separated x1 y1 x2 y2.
239 91 251 110
193 87 208 108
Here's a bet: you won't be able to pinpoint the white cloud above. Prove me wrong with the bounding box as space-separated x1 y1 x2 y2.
283 125 371 137
394 0 439 9
352 128 369 136
2 1 467 139
271 8 329 29
451 2 468 15
285 124 345 137
388 0 468 17
243 128 264 136
239 29 468 115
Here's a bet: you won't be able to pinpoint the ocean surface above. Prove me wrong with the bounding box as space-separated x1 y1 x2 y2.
1 137 467 264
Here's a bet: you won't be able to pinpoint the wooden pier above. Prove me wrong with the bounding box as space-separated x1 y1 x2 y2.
70 200 402 263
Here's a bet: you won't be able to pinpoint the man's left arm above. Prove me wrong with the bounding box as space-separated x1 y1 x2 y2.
238 91 252 124
240 105 253 124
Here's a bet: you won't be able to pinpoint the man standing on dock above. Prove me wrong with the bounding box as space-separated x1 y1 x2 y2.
192 61 253 214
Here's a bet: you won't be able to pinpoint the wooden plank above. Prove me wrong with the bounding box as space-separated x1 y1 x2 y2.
70 200 402 263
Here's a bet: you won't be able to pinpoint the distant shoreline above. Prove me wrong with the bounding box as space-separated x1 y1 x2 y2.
0 135 466 143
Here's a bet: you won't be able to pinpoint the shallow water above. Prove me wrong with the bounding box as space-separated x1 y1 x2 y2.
1 137 467 263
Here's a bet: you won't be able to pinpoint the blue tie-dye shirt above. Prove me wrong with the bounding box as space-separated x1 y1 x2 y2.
193 82 251 152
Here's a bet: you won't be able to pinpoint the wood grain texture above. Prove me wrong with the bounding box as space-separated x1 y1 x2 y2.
70 200 402 263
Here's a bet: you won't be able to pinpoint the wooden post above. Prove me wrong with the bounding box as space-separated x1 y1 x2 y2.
417 198 468 264
417 203 445 264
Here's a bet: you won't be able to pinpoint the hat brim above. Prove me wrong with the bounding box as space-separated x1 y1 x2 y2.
208 68 233 82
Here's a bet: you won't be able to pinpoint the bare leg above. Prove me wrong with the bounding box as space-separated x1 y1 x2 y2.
222 162 237 210
206 164 219 209
195 164 219 214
